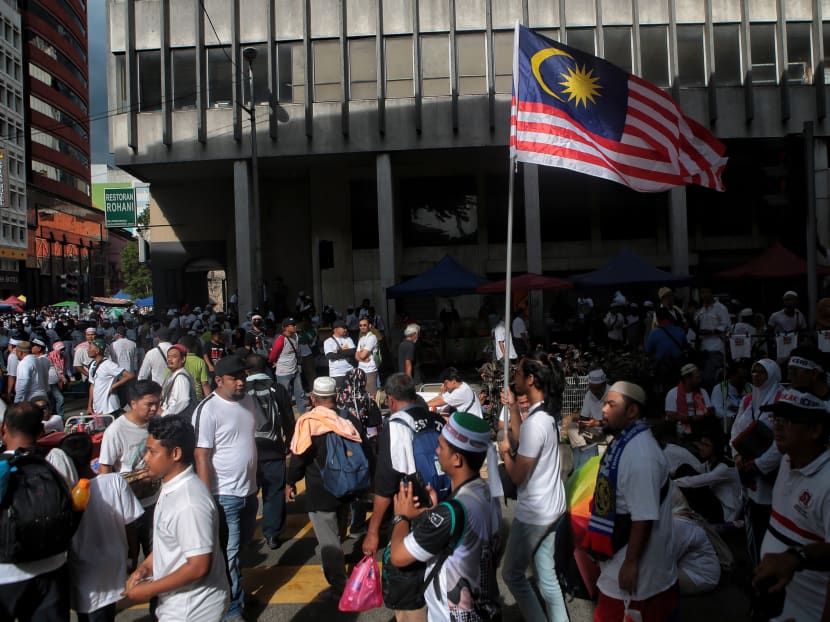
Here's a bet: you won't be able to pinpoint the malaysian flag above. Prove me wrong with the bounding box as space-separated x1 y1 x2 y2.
510 24 727 193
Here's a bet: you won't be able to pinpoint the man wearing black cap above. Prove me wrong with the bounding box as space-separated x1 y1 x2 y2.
324 320 356 390
269 318 306 415
193 354 258 621
754 389 830 621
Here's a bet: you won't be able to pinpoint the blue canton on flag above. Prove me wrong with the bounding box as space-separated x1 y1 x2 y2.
510 24 727 193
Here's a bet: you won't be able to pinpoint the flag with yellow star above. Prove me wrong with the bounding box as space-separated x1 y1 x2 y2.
510 23 727 193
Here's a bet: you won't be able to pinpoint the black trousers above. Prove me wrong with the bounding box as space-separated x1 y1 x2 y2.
0 562 69 622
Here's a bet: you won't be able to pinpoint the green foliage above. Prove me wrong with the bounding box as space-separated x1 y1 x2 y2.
121 240 152 298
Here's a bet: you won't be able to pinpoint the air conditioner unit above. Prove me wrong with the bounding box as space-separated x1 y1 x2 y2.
786 61 808 84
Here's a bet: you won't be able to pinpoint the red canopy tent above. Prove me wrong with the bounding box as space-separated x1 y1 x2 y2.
476 273 572 293
2 295 25 307
715 242 830 278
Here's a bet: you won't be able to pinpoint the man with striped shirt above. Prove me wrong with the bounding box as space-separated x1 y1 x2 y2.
757 389 830 621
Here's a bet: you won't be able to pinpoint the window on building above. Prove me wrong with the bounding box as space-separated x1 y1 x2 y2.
207 46 233 107
714 24 742 85
539 168 591 242
386 36 413 98
421 34 450 96
677 24 706 86
750 23 777 84
277 43 296 103
786 22 812 84
400 175 478 247
457 32 486 94
566 28 595 55
313 39 342 102
289 42 305 104
493 31 513 93
240 43 269 105
137 49 162 112
349 37 377 100
604 27 632 73
640 25 669 86
486 172 525 243
172 48 196 109
114 52 128 112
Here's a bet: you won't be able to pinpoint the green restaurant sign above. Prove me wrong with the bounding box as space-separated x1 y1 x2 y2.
104 188 136 228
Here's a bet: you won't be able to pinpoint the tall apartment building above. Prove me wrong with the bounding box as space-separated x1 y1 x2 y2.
108 0 830 319
0 0 27 296
22 0 106 304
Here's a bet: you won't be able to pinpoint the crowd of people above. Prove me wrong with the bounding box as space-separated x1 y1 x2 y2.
1 283 830 622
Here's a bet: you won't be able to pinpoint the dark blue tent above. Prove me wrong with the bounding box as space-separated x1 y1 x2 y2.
571 249 692 287
135 296 154 307
386 255 490 298
112 289 132 300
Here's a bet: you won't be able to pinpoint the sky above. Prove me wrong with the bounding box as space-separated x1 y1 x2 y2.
87 1 111 166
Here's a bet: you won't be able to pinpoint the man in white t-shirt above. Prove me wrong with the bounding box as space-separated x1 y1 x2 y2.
427 367 483 418
99 380 163 564
354 318 379 397
192 355 257 621
73 326 96 378
111 326 138 374
87 339 134 416
512 310 529 355
567 368 609 469
498 354 568 621
3 338 19 402
124 415 229 621
768 290 808 335
592 381 677 621
14 341 48 404
754 389 830 622
60 431 145 621
492 319 517 362
324 320 356 389
138 328 173 385
665 363 715 438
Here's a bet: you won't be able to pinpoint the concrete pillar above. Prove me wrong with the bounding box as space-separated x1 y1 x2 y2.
668 187 689 275
377 153 397 326
523 163 544 337
233 160 256 320
815 139 829 253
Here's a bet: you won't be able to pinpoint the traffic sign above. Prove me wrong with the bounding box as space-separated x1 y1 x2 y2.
104 188 136 228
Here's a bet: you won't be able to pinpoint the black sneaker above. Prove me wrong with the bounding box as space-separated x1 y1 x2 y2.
266 535 283 550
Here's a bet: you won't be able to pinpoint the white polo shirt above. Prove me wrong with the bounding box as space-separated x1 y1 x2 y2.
192 393 257 497
440 382 483 418
761 450 830 622
153 466 229 621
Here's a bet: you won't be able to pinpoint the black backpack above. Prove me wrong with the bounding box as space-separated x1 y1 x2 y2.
0 450 75 563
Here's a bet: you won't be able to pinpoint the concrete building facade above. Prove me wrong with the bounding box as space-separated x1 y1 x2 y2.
107 0 830 322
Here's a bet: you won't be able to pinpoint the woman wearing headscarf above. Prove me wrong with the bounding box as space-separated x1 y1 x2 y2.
336 368 382 538
730 358 782 563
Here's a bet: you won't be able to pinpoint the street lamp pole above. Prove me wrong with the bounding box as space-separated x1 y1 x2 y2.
243 47 262 311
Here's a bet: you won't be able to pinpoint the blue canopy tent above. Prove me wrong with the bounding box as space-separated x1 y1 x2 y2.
112 289 132 300
135 296 154 308
386 255 490 298
571 249 692 287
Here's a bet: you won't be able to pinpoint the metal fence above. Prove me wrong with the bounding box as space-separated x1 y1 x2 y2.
562 374 590 416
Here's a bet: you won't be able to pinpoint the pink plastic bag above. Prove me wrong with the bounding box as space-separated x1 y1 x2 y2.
338 555 383 612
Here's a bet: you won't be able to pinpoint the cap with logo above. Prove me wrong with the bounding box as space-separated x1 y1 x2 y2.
282 317 297 329
588 369 607 385
760 388 828 419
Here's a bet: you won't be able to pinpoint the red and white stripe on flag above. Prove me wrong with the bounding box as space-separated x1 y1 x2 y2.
510 74 728 193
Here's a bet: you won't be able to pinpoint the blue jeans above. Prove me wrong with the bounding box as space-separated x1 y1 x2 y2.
215 494 258 618
502 518 569 622
277 372 306 414
257 459 286 539
49 383 64 419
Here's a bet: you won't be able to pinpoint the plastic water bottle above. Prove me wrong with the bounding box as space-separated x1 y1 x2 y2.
71 478 91 511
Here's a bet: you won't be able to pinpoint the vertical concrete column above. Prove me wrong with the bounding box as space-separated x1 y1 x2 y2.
523 163 544 337
815 139 830 255
668 187 690 276
233 160 256 321
377 153 397 328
